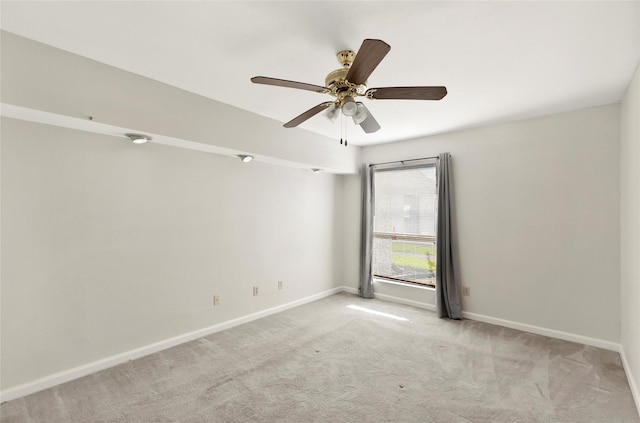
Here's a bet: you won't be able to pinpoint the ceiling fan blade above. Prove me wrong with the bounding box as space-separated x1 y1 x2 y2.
357 103 381 133
366 86 448 100
346 39 391 85
283 102 334 128
251 76 328 93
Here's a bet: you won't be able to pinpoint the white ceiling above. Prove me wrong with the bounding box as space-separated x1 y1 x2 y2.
1 1 639 146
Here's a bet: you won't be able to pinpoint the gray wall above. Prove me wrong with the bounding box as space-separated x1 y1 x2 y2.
1 118 344 389
620 60 640 410
343 104 622 344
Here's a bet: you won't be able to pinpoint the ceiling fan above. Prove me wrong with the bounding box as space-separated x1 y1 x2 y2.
251 39 447 141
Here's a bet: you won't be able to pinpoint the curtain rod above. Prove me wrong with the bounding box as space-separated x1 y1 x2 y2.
369 155 440 167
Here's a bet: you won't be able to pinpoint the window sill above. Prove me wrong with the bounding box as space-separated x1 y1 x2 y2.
373 278 435 291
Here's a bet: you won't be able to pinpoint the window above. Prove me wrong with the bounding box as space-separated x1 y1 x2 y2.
372 163 437 286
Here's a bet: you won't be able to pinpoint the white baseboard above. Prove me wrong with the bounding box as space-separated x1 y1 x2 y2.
344 285 621 352
341 286 359 295
1 285 631 408
0 286 343 403
349 285 636 414
460 310 621 352
372 291 437 312
342 286 437 312
620 346 640 417
364 288 637 416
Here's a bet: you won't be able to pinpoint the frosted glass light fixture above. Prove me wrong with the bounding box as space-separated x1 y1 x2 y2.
341 96 357 116
352 103 368 124
237 155 253 163
324 104 339 123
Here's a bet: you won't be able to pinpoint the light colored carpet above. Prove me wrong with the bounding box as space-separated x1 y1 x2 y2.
1 293 638 422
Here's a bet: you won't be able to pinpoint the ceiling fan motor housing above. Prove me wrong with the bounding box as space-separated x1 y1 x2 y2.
337 49 355 67
325 67 349 88
326 49 367 106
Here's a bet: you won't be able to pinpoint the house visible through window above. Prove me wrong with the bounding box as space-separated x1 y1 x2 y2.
372 163 437 286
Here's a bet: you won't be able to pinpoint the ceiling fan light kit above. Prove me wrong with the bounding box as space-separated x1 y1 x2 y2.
251 38 447 139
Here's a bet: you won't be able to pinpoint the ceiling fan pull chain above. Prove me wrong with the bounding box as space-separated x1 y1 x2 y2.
339 111 344 145
344 115 348 147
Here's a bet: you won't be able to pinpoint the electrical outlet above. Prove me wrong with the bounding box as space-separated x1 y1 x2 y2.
278 281 283 290
253 286 259 296
213 294 220 306
463 286 470 296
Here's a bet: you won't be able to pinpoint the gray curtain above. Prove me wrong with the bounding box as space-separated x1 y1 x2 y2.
436 153 462 319
359 163 375 298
